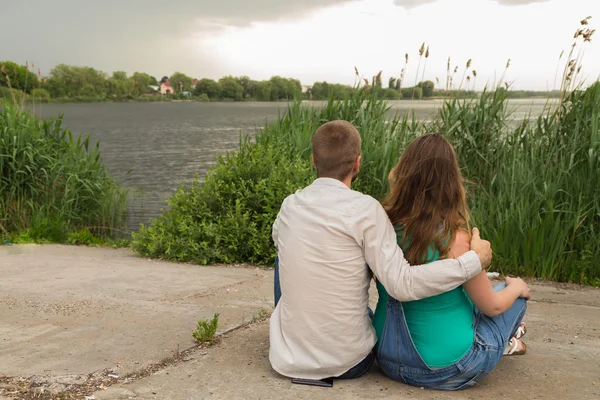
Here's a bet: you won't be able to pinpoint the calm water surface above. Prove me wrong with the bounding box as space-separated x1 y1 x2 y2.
32 99 551 230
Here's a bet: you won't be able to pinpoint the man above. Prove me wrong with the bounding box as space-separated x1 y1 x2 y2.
269 120 492 381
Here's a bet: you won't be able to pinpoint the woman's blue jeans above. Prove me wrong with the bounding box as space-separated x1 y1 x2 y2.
376 283 527 390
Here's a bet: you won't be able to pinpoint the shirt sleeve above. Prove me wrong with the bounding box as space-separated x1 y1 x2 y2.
273 197 286 249
356 198 482 301
272 212 280 250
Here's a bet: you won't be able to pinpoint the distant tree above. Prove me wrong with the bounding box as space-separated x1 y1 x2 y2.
194 78 221 99
80 84 98 97
44 77 66 98
269 76 287 100
235 76 256 99
148 76 158 86
170 72 194 93
106 78 128 97
160 76 169 84
31 88 50 99
268 76 301 100
310 81 352 100
112 71 128 81
0 61 39 93
219 76 243 100
131 72 153 96
383 88 400 100
419 80 435 97
311 82 327 99
253 80 272 101
412 86 423 100
288 78 302 97
48 64 107 97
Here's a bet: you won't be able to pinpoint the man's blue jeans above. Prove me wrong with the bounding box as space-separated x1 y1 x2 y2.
376 283 527 390
273 256 374 379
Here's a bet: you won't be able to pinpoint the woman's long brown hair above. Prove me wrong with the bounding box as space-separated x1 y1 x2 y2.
382 134 470 265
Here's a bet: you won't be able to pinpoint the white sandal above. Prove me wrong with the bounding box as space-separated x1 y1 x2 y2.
504 337 527 356
514 323 527 339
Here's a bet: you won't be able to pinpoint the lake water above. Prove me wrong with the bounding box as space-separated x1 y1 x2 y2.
31 99 552 230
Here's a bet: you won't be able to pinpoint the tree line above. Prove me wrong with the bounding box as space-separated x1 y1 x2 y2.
0 61 305 102
1 60 561 103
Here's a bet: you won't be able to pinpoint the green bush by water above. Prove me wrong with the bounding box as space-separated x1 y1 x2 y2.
0 105 128 242
133 85 599 284
133 139 313 264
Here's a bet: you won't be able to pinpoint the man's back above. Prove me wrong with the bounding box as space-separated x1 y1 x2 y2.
270 178 376 380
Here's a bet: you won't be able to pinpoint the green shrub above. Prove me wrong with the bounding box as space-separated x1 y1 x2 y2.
133 138 312 265
31 88 51 99
192 313 220 344
0 106 128 242
79 85 97 97
0 87 26 104
67 229 103 246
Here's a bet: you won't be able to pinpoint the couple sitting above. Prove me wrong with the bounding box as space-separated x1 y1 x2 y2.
269 120 530 390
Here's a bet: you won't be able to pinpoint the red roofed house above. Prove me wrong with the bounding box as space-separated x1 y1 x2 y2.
160 80 175 95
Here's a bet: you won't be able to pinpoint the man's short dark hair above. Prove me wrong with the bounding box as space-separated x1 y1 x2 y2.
312 120 362 180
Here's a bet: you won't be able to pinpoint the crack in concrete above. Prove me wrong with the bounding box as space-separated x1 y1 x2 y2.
0 309 272 400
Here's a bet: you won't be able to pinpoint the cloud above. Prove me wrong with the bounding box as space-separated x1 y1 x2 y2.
495 0 550 4
393 0 550 8
0 0 352 77
392 0 437 9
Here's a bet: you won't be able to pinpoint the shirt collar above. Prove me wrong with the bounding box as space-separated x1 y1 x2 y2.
312 177 350 189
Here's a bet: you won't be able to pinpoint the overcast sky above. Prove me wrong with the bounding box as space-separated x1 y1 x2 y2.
1 0 598 90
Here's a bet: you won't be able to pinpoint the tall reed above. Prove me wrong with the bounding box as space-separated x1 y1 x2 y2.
133 81 599 283
0 105 128 241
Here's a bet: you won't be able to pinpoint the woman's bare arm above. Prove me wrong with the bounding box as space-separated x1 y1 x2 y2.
450 230 530 317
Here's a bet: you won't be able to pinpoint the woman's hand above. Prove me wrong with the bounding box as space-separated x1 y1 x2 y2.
505 277 531 300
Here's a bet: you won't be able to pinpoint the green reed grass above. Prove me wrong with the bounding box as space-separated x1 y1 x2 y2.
0 105 128 242
134 81 600 284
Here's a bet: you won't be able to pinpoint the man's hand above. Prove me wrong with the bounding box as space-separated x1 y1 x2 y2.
505 276 531 300
470 227 492 268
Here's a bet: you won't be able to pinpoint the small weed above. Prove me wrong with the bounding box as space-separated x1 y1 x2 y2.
192 313 220 344
252 308 271 323
66 229 102 246
105 237 132 248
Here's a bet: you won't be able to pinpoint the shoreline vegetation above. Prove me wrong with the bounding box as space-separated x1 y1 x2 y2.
18 92 563 105
1 58 563 105
130 80 600 286
0 106 128 246
1 18 598 286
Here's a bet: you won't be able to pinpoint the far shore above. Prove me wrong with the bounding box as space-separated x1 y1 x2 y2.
20 95 560 106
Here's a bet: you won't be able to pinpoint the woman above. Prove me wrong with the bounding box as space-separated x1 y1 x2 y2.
373 134 530 390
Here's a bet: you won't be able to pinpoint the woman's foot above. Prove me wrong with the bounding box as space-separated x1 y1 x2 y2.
504 337 527 356
514 322 527 339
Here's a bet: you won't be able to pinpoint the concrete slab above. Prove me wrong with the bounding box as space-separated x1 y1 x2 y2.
0 245 272 377
95 287 600 400
1 244 599 400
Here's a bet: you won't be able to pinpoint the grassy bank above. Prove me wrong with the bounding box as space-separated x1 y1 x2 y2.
0 105 128 244
131 82 599 284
